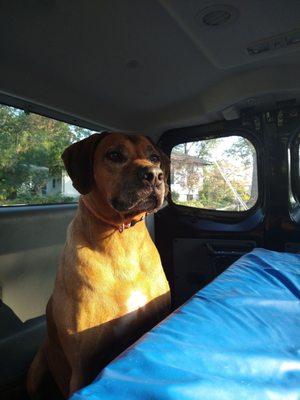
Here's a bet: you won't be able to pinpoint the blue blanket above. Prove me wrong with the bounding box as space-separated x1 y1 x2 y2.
71 248 300 400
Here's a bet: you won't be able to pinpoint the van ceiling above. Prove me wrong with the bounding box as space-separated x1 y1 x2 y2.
0 0 300 135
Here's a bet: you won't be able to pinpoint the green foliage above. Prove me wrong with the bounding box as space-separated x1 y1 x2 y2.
173 139 218 160
197 168 235 209
172 192 179 202
0 105 91 205
175 199 205 208
225 136 255 167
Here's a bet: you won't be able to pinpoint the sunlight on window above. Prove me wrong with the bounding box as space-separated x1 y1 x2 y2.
171 136 258 212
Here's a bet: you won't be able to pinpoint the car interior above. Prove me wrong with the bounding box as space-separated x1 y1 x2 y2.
0 1 300 399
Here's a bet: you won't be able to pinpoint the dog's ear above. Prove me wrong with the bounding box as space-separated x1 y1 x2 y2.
158 149 170 181
159 149 170 197
61 132 109 194
146 137 170 195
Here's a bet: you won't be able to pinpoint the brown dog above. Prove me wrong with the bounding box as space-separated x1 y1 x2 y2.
27 132 171 398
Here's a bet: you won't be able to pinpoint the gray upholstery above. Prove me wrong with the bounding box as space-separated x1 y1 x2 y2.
0 205 75 395
0 301 46 389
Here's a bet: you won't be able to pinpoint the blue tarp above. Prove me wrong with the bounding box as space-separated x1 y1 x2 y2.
71 248 300 400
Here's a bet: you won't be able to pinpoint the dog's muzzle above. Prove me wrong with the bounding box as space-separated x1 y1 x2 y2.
110 166 165 214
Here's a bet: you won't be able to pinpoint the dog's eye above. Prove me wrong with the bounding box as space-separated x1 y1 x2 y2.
106 151 126 163
149 154 160 163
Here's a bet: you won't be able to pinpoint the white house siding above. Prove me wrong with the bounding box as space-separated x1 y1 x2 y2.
46 173 79 198
46 177 62 196
61 173 79 198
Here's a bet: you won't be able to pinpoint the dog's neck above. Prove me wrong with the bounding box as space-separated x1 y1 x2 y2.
80 195 147 233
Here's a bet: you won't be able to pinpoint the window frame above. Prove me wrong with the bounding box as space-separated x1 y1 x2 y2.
160 126 264 223
290 131 300 202
288 129 300 223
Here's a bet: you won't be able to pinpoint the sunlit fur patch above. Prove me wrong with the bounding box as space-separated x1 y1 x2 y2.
126 290 147 312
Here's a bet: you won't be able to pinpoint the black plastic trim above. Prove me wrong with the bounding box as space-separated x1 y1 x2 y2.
0 91 106 132
0 203 77 218
288 125 300 223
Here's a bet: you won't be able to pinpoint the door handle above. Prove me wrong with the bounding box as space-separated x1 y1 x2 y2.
205 242 253 257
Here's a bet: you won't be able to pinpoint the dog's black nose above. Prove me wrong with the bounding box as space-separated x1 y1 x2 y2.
138 166 163 185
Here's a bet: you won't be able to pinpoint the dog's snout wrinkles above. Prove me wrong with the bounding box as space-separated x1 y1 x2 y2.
138 166 163 186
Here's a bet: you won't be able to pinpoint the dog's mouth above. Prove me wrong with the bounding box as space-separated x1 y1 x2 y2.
130 192 159 212
110 187 164 214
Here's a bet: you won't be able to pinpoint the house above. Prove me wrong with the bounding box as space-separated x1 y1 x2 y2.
171 152 210 201
46 171 79 198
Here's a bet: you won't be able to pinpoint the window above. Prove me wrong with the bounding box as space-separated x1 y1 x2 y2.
171 135 258 212
0 104 94 206
290 132 300 205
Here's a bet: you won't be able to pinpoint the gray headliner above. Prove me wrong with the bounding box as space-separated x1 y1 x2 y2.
0 0 300 136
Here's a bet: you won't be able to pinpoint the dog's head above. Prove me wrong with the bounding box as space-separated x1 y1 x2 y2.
62 132 169 216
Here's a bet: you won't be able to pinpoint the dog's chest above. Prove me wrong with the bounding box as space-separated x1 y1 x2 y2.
100 232 167 300
70 228 170 335
112 255 167 311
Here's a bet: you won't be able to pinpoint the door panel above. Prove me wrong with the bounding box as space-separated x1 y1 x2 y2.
0 204 76 393
156 105 300 309
0 204 76 321
173 238 256 305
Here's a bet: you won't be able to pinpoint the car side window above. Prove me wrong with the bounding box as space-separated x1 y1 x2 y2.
170 135 258 212
0 104 93 206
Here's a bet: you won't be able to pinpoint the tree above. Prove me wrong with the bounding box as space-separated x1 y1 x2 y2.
174 139 217 160
0 105 92 204
225 137 257 204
